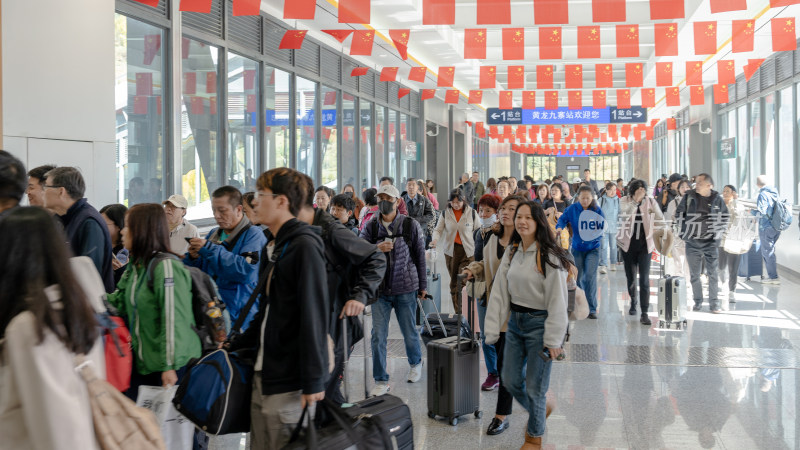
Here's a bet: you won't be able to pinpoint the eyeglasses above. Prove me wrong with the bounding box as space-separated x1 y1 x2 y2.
255 192 280 200
43 185 63 189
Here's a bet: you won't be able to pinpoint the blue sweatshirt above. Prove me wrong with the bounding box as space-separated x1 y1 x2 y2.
556 202 605 252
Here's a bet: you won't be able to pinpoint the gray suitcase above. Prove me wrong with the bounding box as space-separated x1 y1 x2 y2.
657 257 688 329
426 274 482 426
417 255 442 325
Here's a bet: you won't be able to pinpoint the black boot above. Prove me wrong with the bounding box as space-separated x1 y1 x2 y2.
629 302 637 315
640 313 652 325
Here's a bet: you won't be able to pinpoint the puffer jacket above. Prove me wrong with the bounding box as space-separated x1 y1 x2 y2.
107 258 202 374
360 214 426 296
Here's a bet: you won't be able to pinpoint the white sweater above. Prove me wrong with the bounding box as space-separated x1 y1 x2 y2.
484 241 569 349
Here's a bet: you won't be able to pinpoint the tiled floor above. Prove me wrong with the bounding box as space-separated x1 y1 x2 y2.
343 254 800 449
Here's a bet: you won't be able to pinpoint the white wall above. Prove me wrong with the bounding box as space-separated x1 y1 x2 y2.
2 0 115 207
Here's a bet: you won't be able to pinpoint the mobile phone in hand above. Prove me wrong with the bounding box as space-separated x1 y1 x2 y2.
185 237 193 243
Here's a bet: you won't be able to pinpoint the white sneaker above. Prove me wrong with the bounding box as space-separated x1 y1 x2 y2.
610 265 617 272
599 267 607 274
407 361 424 383
762 278 781 285
370 382 390 397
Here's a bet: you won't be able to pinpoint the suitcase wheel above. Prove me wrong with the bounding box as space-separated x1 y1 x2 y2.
427 411 436 419
449 417 458 426
666 323 671 329
676 322 682 330
474 410 483 419
658 320 664 328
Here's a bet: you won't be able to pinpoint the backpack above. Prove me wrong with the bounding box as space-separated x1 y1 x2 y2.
146 253 228 352
769 198 793 231
369 215 419 262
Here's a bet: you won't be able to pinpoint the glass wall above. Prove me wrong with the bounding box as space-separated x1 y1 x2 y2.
227 53 258 192
114 14 166 207
265 66 290 170
764 94 776 184
780 86 795 205
590 156 620 183
526 156 556 181
737 104 750 198
341 93 357 190
321 85 338 189
296 77 316 178
388 109 398 182
375 105 386 183
360 100 373 189
749 100 762 196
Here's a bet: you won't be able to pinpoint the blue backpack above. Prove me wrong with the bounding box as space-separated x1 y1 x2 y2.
769 198 793 231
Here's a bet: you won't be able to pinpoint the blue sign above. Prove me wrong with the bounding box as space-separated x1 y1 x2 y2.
486 108 524 125
609 106 647 124
265 110 337 127
487 107 611 125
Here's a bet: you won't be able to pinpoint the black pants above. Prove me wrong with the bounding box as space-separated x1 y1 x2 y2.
718 249 741 293
622 247 652 314
495 332 514 416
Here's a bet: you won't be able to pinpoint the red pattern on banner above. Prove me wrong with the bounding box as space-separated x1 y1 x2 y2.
389 30 411 60
592 0 625 22
616 89 631 108
656 62 673 87
694 21 718 55
133 96 148 114
744 59 765 81
732 20 755 53
409 67 427 82
714 84 729 104
504 28 526 60
398 88 411 99
578 27 602 59
350 30 375 55
322 30 354 42
718 60 736 85
625 63 644 87
650 0 684 20
690 86 705 105
438 67 455 87
380 67 399 82
477 0 511 24
568 91 582 110
523 91 536 109
772 18 797 51
206 72 217 94
686 61 703 86
233 0 260 16
180 0 213 13
339 0 370 23
423 0 455 25
545 91 559 110
464 29 487 59
247 94 257 113
508 66 526 89
480 66 497 89
593 90 606 109
421 89 436 100
284 0 316 19
641 88 655 108
537 65 554 89
143 35 161 66
654 23 679 57
137 72 153 96
469 90 484 104
350 67 369 76
534 0 569 25
539 27 561 60
499 91 514 109
565 64 583 89
595 64 613 88
616 25 639 58
710 0 746 13
666 87 681 106
279 30 307 49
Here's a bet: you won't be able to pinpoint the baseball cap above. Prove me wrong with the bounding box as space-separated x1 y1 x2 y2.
377 184 400 199
573 177 582 184
163 194 189 209
668 173 682 184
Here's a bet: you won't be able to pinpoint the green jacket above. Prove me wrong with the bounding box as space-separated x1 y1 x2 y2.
474 181 486 202
107 258 201 375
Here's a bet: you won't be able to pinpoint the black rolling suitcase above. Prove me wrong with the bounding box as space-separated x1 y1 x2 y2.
737 239 762 280
420 313 470 345
426 274 482 426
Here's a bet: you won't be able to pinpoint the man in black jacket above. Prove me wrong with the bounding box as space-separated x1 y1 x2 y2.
402 177 435 240
228 168 329 449
658 173 682 213
297 174 386 407
675 173 729 314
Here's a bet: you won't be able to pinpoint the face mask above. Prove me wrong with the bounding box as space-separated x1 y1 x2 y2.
481 214 497 228
345 192 354 198
379 200 395 215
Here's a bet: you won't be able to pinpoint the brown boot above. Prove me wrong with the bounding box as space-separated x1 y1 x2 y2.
520 432 542 450
546 399 554 418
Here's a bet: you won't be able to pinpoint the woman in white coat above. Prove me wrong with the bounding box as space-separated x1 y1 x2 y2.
431 188 481 314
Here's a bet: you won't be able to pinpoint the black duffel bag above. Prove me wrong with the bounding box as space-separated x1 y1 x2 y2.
282 399 393 450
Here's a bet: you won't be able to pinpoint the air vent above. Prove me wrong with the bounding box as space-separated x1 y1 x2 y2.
410 92 420 115
295 41 320 75
320 49 341 84
747 70 760 96
359 72 375 97
760 59 775 90
341 59 358 91
400 89 411 111
375 80 388 103
121 0 169 18
777 52 793 81
182 0 223 38
736 76 747 102
389 84 399 106
227 2 261 52
264 22 292 66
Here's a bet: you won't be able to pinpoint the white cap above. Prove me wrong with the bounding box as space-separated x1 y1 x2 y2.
163 194 189 209
573 177 582 184
377 184 401 199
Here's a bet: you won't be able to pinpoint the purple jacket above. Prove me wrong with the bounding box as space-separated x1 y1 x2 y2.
360 214 427 296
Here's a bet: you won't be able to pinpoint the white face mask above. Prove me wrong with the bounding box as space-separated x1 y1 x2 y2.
480 214 497 228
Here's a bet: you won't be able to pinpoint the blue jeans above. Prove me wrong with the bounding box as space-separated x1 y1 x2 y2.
759 227 780 279
599 233 618 267
572 247 600 313
502 311 553 437
371 292 423 382
477 302 498 376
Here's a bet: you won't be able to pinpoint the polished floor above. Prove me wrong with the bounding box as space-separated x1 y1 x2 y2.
343 254 800 449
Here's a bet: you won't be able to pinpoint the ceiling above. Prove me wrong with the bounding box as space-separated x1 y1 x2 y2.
262 0 800 124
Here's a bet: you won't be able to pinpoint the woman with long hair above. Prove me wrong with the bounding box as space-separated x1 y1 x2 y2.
358 187 379 232
418 179 439 210
484 201 571 449
665 179 691 281
0 207 102 449
107 204 202 400
719 185 744 303
464 195 524 436
100 203 129 284
314 186 335 212
533 184 550 207
426 179 437 195
342 183 365 216
653 179 665 198
486 177 498 195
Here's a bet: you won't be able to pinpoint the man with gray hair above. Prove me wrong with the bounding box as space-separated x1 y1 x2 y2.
459 172 475 206
751 175 782 284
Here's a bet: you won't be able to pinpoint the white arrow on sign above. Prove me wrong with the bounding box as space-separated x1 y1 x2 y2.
634 111 643 118
491 113 501 120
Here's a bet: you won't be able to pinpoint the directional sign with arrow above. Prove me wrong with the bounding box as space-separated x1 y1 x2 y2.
609 106 647 124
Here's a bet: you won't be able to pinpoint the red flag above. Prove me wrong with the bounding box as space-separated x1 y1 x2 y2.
476 122 486 137
244 70 256 90
771 0 800 6
206 72 217 93
469 90 484 104
539 27 561 60
477 0 511 24
536 65 554 89
593 90 607 109
625 63 643 87
284 0 316 19
339 0 369 23
508 66 525 89
686 61 703 86
592 0 626 22
438 67 455 87
772 18 797 51
732 20 755 53
710 0 746 13
180 0 213 13
246 95 257 113
713 84 729 104
616 25 639 58
645 127 654 140
131 0 159 6
389 30 410 60
350 67 369 76
182 37 191 60
565 65 583 89
694 21 717 55
322 30 354 42
445 90 460 104
656 62 673 86
380 67 398 82
650 0 684 20
421 89 436 100
523 91 536 109
499 91 514 109
504 28 525 60
641 88 655 108
621 124 631 137
323 91 337 106
666 87 681 106
654 23 679 57
578 26 602 59
480 66 497 89
690 86 704 105
279 30 307 50
143 35 161 66
616 89 631 109
744 59 765 81
667 118 677 130
464 29 487 59
183 72 196 95
534 0 569 25
232 0 260 16
545 91 559 110
133 96 148 115
423 0 455 25
568 91 583 110
350 30 375 55
718 60 735 85
409 67 427 82
190 96 204 114
595 64 614 88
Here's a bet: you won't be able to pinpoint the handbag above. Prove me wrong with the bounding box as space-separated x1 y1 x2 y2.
282 399 393 450
136 386 194 449
568 288 590 321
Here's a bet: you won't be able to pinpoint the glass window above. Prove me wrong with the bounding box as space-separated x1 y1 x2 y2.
321 85 338 189
265 66 290 169
749 100 762 199
114 15 166 207
227 53 258 193
764 93 776 184
360 100 373 189
738 104 750 198
341 93 357 191
388 110 398 182
399 113 409 183
781 85 797 205
296 77 317 181
181 38 220 219
375 105 386 183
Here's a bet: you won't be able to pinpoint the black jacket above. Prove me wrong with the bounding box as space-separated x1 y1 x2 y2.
659 188 678 213
402 193 435 235
59 198 115 293
230 219 330 396
675 190 729 244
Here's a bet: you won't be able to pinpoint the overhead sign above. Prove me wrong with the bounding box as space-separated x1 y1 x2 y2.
265 110 337 127
718 137 737 159
486 108 524 125
609 106 647 124
487 107 611 125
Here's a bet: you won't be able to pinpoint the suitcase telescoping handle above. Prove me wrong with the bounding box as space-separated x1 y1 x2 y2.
455 274 476 356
